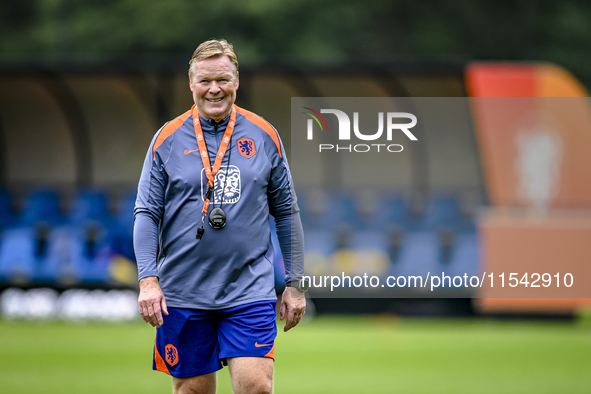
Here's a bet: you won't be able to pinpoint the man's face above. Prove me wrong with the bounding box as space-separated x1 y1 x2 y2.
189 55 239 122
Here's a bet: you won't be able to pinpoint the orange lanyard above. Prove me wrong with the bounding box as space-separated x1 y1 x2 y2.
192 104 237 215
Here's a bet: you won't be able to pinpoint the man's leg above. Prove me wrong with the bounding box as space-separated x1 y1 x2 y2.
218 301 277 394
154 307 222 393
173 372 217 394
227 357 274 394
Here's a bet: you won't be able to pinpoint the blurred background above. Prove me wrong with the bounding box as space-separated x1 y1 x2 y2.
0 1 590 393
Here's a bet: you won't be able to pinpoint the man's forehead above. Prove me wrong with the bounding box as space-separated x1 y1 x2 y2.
192 56 236 76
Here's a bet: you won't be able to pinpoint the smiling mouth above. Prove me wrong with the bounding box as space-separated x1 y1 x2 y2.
207 97 224 103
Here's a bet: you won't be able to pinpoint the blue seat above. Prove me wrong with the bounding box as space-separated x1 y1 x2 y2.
326 192 362 230
421 193 474 233
340 229 391 276
300 191 362 231
347 229 390 253
41 225 112 283
69 189 114 227
304 228 339 256
0 227 38 282
116 190 136 231
0 188 15 228
19 189 65 226
110 190 137 261
69 225 113 283
365 194 418 231
303 228 338 277
388 231 441 280
446 232 480 278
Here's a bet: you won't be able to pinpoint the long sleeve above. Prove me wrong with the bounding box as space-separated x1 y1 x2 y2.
133 129 168 281
134 212 160 279
274 210 304 284
265 130 305 284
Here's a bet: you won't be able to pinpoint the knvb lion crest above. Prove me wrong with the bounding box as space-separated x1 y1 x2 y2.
237 138 256 158
165 343 179 366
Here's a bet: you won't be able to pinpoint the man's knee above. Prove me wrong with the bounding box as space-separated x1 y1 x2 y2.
239 376 273 394
233 377 272 394
173 372 216 394
228 357 274 394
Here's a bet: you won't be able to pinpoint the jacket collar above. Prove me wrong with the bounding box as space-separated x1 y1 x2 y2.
199 113 231 133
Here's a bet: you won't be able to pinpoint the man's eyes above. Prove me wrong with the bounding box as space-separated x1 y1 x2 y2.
199 79 229 84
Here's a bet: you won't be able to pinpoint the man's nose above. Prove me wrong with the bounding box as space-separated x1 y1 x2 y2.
209 82 221 93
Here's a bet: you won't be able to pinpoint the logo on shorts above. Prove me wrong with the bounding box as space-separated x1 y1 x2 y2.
255 342 272 347
165 344 179 366
237 138 256 158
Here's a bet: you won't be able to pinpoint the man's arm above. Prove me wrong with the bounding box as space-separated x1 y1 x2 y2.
134 129 169 327
262 119 306 331
270 168 306 331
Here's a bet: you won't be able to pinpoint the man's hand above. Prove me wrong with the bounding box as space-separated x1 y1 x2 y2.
138 276 169 327
279 286 306 332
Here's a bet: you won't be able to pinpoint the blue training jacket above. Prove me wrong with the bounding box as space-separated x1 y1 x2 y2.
134 105 304 310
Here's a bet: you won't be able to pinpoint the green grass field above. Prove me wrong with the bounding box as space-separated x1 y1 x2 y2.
1 315 590 394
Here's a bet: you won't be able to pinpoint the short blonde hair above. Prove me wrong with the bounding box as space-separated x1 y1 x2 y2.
188 39 238 79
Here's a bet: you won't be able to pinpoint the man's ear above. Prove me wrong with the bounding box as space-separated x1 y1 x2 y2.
235 71 239 90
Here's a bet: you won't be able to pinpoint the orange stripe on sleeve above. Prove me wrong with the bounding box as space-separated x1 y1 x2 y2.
263 342 276 361
153 108 193 160
235 106 282 158
154 333 171 375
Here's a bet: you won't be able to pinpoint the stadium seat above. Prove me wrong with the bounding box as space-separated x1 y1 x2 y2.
420 193 475 233
299 190 362 231
0 188 15 229
304 228 338 276
388 231 441 280
365 193 419 232
445 232 480 278
69 189 114 227
339 229 390 276
110 190 137 261
115 190 136 230
0 227 39 282
329 192 363 230
305 228 339 256
19 189 65 226
36 226 71 282
346 229 390 253
41 225 112 283
69 225 113 283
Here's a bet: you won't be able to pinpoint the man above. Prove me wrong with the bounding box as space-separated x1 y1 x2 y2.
134 39 306 394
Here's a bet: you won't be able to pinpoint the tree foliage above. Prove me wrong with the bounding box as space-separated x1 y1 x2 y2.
1 0 591 87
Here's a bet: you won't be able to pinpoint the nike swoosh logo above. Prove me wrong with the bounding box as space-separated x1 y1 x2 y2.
255 342 272 347
184 149 199 155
